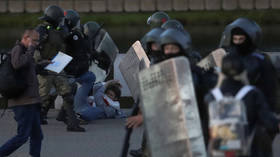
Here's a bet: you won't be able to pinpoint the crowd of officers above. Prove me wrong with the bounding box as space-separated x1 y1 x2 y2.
126 12 280 157
0 5 280 157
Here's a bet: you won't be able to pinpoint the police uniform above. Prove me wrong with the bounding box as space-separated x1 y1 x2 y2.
35 23 82 129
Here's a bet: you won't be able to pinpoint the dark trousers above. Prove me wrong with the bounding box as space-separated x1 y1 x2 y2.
0 104 43 157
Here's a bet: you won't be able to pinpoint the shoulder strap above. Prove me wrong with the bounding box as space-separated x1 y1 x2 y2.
251 52 265 60
235 85 254 100
211 88 224 101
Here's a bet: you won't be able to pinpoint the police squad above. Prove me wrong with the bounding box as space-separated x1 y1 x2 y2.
0 5 280 157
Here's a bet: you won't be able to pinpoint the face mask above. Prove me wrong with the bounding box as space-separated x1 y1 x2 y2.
148 50 161 60
231 37 255 55
163 52 184 60
232 43 250 55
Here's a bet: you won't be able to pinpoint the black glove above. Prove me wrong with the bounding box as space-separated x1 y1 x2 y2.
36 60 51 75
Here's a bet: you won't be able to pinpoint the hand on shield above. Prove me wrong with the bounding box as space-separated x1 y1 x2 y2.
126 114 143 128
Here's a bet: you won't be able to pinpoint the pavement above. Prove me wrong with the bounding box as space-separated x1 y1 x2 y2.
0 109 143 157
0 109 280 157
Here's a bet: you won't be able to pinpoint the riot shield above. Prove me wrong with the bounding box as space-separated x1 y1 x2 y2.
89 61 107 83
119 41 150 100
95 30 119 63
198 48 227 87
197 48 226 70
139 57 207 157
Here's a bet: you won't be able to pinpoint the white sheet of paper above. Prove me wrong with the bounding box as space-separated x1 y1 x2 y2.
44 51 72 73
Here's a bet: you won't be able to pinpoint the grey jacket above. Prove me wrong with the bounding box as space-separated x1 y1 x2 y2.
93 83 117 118
8 42 41 107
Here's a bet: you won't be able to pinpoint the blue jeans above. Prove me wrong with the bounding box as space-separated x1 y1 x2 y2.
74 71 96 114
79 106 106 121
0 104 43 157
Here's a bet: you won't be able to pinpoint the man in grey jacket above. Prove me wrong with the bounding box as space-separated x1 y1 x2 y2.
0 29 43 157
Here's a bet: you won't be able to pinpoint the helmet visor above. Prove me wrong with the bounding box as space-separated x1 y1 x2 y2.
147 16 152 25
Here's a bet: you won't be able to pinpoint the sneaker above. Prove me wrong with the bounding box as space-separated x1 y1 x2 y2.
67 126 86 132
129 148 143 157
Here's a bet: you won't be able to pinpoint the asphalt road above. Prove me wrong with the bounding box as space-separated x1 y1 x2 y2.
0 109 279 157
0 109 143 157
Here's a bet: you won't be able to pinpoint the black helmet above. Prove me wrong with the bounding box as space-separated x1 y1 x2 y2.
83 21 101 37
39 5 64 26
160 28 192 55
161 19 184 31
145 28 165 61
220 17 262 48
145 27 165 46
222 53 245 78
147 11 170 28
64 9 80 29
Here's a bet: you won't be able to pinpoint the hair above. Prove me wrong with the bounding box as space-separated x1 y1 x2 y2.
22 28 38 39
105 84 121 100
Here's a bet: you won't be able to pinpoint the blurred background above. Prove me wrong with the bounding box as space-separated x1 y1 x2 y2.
0 0 280 56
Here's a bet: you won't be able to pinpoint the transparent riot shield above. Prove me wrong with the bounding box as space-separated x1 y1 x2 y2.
89 61 107 83
198 48 227 87
197 48 226 70
208 94 249 156
119 41 150 100
139 57 207 157
96 31 119 63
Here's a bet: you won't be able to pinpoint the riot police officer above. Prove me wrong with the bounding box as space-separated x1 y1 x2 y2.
147 11 170 28
141 11 170 52
64 9 92 77
144 27 165 64
128 28 216 157
220 17 280 157
83 21 119 82
161 19 202 64
161 19 184 30
35 5 85 132
63 10 97 121
204 53 280 157
159 28 217 145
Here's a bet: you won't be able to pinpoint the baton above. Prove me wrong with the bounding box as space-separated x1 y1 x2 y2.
120 98 140 157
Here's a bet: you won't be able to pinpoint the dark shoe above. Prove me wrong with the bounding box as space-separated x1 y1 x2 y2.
76 113 89 125
129 148 143 157
67 126 86 132
40 119 48 125
56 117 68 124
79 119 89 125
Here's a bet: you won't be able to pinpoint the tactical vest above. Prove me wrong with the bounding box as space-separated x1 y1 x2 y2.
37 24 66 60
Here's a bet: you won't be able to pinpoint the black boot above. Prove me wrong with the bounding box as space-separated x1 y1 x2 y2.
129 148 143 157
56 107 68 124
66 126 85 132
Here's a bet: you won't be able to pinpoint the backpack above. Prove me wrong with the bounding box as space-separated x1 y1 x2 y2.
0 52 27 99
208 85 254 156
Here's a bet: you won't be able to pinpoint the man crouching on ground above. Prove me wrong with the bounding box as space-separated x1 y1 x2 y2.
0 29 43 157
